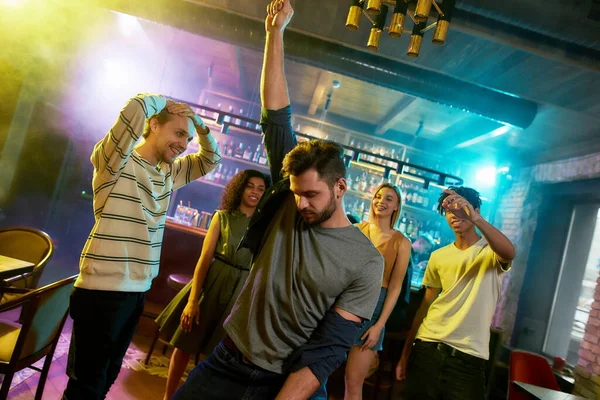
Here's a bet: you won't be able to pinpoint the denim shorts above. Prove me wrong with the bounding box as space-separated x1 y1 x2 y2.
353 287 387 351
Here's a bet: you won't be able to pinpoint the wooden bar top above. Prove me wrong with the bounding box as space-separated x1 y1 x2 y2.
165 220 207 237
147 220 207 306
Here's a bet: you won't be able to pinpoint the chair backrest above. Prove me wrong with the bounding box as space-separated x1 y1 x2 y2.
508 350 560 400
0 227 54 289
4 275 76 364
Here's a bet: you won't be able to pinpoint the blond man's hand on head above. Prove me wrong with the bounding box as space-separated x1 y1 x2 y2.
166 101 209 134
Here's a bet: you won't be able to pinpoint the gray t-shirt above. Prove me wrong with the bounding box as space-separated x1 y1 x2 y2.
223 194 384 374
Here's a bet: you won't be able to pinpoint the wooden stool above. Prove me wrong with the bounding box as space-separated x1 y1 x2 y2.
371 331 408 399
167 274 191 291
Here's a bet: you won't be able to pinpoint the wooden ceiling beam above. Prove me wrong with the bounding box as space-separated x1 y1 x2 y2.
375 96 417 135
308 71 333 116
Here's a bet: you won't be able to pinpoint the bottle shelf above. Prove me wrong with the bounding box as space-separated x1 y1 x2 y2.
346 189 373 201
221 155 270 171
197 179 226 189
173 96 463 188
403 203 439 217
173 96 458 248
346 189 440 217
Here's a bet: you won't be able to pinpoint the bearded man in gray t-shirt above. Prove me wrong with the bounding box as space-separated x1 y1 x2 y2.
172 1 384 399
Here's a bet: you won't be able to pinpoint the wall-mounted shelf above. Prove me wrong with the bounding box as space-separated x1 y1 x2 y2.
168 96 464 189
197 179 226 189
221 155 270 171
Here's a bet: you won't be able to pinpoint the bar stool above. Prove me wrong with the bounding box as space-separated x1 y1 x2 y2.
144 274 192 365
167 274 191 292
370 331 408 399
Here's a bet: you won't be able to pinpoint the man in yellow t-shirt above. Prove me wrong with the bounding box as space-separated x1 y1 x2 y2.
396 186 515 399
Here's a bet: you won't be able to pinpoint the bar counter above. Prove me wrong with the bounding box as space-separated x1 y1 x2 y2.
146 220 207 306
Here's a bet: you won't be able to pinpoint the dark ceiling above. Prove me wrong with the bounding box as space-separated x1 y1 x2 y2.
96 0 600 167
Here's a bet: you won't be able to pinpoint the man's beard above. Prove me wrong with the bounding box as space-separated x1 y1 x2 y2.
301 192 337 226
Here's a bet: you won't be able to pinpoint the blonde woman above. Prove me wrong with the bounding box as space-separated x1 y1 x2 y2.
345 183 411 399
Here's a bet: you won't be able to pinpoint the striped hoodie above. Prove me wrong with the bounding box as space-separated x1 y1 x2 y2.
76 93 221 292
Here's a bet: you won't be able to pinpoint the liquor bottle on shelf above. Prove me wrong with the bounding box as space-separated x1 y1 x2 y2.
214 103 221 120
226 141 234 157
234 143 244 159
242 145 253 161
384 148 394 168
433 221 441 242
352 174 360 191
258 149 268 165
224 106 233 123
399 213 408 233
358 172 368 192
344 199 353 215
364 144 374 163
221 140 228 155
252 145 261 164
357 201 365 219
174 200 184 223
406 218 414 237
411 221 420 239
235 109 243 126
415 188 423 205
346 173 353 190
222 167 231 182
214 164 223 184
362 205 370 222
422 220 431 237
185 201 194 226
220 166 229 184
367 176 377 194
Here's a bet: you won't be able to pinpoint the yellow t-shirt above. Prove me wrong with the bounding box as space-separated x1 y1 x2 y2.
416 237 510 360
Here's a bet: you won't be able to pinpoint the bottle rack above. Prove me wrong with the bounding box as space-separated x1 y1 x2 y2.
169 96 461 247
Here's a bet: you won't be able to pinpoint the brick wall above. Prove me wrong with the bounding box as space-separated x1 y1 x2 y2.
492 152 600 340
491 152 600 398
571 277 600 398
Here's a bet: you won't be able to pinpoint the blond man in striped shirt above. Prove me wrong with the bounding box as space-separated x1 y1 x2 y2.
63 94 220 400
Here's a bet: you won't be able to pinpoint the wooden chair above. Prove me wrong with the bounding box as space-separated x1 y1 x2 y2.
0 274 76 399
0 227 54 304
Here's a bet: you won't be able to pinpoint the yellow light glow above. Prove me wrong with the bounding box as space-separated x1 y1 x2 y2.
2 0 24 7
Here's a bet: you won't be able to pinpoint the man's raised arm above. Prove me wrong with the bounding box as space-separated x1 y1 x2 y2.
260 0 296 182
261 0 292 110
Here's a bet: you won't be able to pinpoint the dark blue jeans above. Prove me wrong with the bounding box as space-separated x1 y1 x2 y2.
172 340 287 399
63 288 145 400
404 340 486 400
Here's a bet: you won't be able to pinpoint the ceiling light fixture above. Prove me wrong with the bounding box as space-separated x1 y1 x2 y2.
345 0 455 57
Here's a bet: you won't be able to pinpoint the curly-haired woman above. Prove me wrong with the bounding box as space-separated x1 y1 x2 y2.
155 169 271 400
